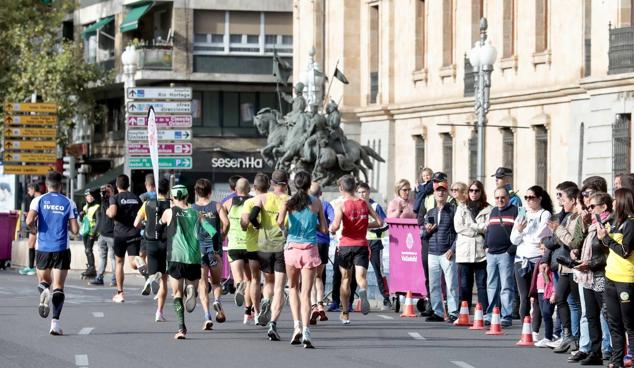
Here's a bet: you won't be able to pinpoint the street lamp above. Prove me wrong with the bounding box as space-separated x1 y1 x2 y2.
468 18 497 183
121 45 138 179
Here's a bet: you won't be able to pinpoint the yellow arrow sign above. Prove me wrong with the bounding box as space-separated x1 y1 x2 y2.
4 127 56 138
3 152 57 163
2 165 57 175
5 115 57 126
4 103 57 113
4 140 56 150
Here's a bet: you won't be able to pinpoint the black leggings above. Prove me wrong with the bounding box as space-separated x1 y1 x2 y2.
555 273 580 333
513 261 535 319
583 287 604 355
83 236 96 269
421 237 430 295
605 278 634 365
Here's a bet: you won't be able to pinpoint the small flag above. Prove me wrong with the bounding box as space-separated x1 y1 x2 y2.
334 67 349 84
272 49 292 87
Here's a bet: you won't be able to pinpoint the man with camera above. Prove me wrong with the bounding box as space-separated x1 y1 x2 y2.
91 184 116 286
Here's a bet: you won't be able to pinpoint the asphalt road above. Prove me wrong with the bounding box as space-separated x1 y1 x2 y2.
0 270 579 368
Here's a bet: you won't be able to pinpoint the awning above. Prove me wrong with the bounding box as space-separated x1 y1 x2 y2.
81 16 114 39
120 2 153 33
72 164 122 205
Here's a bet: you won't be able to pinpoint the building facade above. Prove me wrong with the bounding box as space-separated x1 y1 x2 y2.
294 0 634 201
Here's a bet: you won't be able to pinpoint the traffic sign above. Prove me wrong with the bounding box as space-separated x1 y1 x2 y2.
4 140 56 150
127 87 192 101
127 129 191 141
2 164 57 175
4 127 56 138
126 102 191 114
128 156 192 170
127 115 192 128
128 143 192 155
4 103 57 113
3 152 56 163
5 115 58 126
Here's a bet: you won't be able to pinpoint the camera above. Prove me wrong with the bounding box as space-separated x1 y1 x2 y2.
556 255 581 269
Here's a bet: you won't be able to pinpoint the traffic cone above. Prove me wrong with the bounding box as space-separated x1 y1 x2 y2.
455 301 472 326
354 299 361 313
400 291 417 318
485 306 505 336
469 303 485 330
516 316 534 346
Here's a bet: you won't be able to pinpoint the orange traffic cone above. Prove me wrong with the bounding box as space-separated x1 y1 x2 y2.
354 299 361 313
485 306 505 336
516 316 534 346
455 301 472 326
400 291 417 318
469 303 485 330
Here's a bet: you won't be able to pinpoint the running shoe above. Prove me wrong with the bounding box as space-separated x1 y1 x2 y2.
302 328 314 349
358 289 370 315
90 275 104 285
184 284 196 313
112 291 125 303
150 272 161 294
38 288 50 318
267 322 280 341
135 256 146 269
309 307 319 325
142 272 161 295
174 329 186 340
213 301 226 323
243 309 254 325
534 338 553 348
202 320 214 331
155 312 167 322
141 279 152 296
259 298 272 325
546 337 563 349
318 310 328 321
49 319 63 336
254 313 262 326
290 327 302 345
327 302 340 312
234 282 246 307
340 311 350 325
19 267 36 276
109 277 116 287
26 268 36 276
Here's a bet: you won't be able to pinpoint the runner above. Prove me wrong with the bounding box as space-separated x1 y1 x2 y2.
308 182 334 324
329 175 383 324
192 178 229 330
243 171 288 330
26 171 79 335
79 188 100 280
160 184 205 339
106 174 143 303
134 178 171 321
137 174 157 276
224 178 257 324
19 183 41 276
278 171 327 348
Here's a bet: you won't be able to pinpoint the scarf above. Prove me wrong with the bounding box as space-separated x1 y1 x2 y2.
467 201 481 221
574 210 610 288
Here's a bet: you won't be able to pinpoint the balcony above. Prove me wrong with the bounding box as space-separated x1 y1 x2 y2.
136 46 173 70
608 25 634 75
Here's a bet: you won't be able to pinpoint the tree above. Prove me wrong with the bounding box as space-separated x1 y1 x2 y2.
0 0 112 146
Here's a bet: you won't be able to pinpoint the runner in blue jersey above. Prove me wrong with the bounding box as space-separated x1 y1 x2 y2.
26 171 79 336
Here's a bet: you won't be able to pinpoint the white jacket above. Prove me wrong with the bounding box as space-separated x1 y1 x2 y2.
454 203 492 263
510 208 552 260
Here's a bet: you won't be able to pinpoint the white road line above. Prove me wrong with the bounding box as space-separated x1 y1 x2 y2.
78 327 94 335
377 314 394 320
408 332 426 340
0 290 12 295
450 361 475 368
75 354 89 366
92 312 104 318
65 285 97 291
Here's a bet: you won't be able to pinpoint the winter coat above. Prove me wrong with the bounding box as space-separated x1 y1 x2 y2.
454 203 492 263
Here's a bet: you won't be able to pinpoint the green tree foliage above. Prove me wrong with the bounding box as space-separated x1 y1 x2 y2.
0 0 112 145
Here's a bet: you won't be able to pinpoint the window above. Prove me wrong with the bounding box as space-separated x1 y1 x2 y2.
534 125 548 188
584 0 591 76
469 130 478 181
415 0 426 70
619 0 633 27
472 0 484 44
535 0 549 52
369 5 380 104
502 0 515 58
502 128 515 173
442 133 453 183
414 135 425 174
613 114 631 178
578 122 585 183
443 0 454 66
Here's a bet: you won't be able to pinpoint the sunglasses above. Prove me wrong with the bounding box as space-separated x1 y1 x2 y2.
450 188 460 192
400 188 411 192
588 203 603 210
495 196 507 200
469 188 481 193
524 195 538 201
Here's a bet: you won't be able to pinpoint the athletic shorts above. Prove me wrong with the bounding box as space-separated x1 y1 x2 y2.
257 251 286 274
337 246 370 269
167 262 201 281
228 249 258 263
145 240 167 275
113 236 142 258
285 243 321 270
36 249 71 270
317 242 330 265
140 238 147 254
200 245 221 269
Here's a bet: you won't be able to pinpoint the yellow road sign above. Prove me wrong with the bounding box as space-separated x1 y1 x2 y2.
4 140 56 150
5 115 57 125
3 152 56 163
4 103 57 113
4 127 56 138
2 165 57 175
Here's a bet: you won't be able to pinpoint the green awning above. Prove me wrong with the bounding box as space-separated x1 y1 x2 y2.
81 16 114 39
120 2 153 33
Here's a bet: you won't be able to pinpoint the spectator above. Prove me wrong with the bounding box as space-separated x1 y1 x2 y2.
492 167 522 208
413 167 434 215
387 179 416 219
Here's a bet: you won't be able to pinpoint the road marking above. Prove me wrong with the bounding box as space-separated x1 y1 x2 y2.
92 312 104 318
75 354 89 366
78 327 94 335
408 332 426 340
0 290 11 295
451 361 475 368
377 314 394 320
65 285 97 291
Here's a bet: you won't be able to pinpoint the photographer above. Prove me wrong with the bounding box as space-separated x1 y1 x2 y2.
90 184 116 286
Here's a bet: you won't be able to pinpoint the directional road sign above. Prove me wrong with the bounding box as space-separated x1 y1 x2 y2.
3 152 57 163
4 140 56 150
4 103 57 113
5 115 58 126
126 102 191 114
127 87 192 101
4 127 56 138
128 143 192 156
127 115 192 128
2 164 57 175
128 156 192 170
127 129 191 141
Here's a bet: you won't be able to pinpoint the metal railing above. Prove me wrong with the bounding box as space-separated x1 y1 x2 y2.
608 25 634 75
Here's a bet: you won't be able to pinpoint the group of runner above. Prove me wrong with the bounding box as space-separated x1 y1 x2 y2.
28 169 384 348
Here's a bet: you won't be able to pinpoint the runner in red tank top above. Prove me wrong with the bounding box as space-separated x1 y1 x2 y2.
330 175 383 324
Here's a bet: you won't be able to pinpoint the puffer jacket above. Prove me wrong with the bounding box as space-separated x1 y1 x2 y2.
542 211 583 274
454 203 492 263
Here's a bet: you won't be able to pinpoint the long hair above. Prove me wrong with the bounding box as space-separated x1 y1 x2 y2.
286 171 312 212
613 188 634 227
468 180 489 211
527 185 554 214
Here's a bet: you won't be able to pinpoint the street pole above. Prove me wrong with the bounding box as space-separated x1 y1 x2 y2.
121 46 138 180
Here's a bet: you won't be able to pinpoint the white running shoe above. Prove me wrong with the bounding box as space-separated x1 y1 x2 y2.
290 327 302 345
142 272 161 295
243 311 253 325
546 337 563 349
302 328 314 349
112 292 125 303
202 320 214 331
155 312 167 322
49 319 63 336
532 332 540 342
184 284 196 313
535 338 553 348
38 288 50 318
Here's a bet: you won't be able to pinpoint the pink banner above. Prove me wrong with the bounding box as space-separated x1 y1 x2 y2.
147 107 159 191
127 115 192 127
386 218 427 297
128 143 192 155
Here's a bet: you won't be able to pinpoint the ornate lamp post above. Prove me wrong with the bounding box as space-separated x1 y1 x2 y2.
468 18 497 183
121 45 138 179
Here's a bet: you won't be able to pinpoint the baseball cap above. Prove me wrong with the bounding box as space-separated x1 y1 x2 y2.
431 172 448 183
492 167 513 178
271 170 288 184
433 181 448 191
